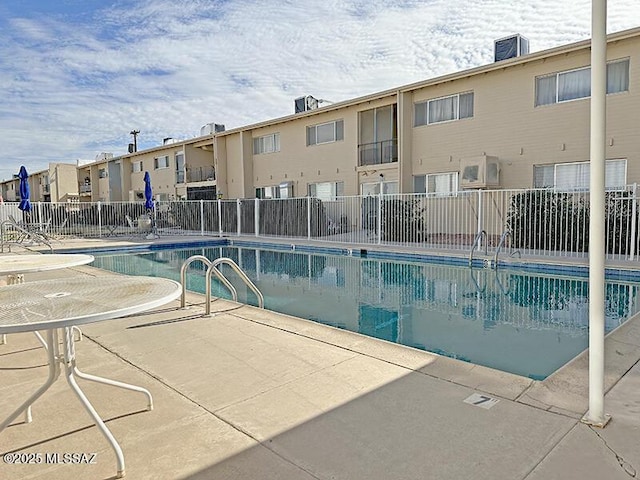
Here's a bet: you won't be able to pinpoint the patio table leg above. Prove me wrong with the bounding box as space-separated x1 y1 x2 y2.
62 327 126 478
72 368 153 411
0 330 59 431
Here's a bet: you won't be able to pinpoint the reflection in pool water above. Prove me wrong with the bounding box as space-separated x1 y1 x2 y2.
92 246 639 380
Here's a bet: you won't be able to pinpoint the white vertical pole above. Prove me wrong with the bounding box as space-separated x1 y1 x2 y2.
583 0 609 428
97 201 102 238
236 199 241 236
377 185 383 245
200 200 204 236
217 199 222 237
254 198 259 237
307 197 312 240
629 183 637 261
477 190 483 250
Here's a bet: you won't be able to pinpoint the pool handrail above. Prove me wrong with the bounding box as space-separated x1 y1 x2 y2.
493 230 521 269
181 255 264 314
468 230 487 267
180 255 221 307
205 258 264 315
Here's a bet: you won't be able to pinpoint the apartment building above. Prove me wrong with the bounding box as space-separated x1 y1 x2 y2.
0 163 79 203
78 135 217 202
79 26 640 202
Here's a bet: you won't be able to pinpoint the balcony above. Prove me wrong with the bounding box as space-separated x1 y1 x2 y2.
79 184 92 194
358 139 398 166
187 166 215 183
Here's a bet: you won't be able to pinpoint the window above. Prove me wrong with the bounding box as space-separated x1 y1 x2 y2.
414 92 474 126
253 133 280 155
358 105 398 166
154 155 169 170
414 172 459 195
535 59 629 106
131 161 143 173
308 181 344 201
98 168 107 179
361 181 398 195
175 152 185 183
534 159 627 190
307 120 344 146
256 183 293 199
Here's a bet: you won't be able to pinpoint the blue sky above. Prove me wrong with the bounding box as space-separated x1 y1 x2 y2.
1 0 639 181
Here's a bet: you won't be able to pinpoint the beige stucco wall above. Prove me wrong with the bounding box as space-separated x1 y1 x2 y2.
50 163 79 202
409 37 639 189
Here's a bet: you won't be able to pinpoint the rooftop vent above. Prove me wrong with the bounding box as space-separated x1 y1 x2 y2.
200 123 225 136
494 34 529 62
95 152 114 161
295 95 319 114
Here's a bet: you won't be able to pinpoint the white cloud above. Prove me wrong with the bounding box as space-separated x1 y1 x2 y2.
0 0 638 181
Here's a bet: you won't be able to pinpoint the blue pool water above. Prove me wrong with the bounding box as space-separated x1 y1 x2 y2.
89 244 640 380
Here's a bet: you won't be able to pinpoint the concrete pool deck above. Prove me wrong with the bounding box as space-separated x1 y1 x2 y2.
1 238 639 479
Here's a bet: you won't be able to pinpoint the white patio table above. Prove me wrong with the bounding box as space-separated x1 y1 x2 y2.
0 275 182 478
0 254 95 344
0 253 95 277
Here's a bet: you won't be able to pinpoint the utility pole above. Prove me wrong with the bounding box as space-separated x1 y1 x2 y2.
130 130 140 152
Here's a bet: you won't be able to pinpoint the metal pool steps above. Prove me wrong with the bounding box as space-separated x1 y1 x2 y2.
469 230 521 269
180 255 264 314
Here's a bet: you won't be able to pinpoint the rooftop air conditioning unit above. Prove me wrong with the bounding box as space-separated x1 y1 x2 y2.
294 95 319 114
494 34 529 62
460 155 500 189
200 123 225 136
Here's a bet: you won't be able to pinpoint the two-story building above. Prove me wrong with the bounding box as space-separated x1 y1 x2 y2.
0 163 79 203
77 26 640 203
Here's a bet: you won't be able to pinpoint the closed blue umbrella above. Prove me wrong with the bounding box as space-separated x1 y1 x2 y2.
143 171 154 210
18 166 31 212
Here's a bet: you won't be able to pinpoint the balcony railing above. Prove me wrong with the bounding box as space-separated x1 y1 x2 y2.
79 184 92 193
358 139 398 166
187 167 215 183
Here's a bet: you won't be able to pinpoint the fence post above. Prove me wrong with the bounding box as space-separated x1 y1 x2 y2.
200 200 204 236
254 198 260 237
477 190 483 250
97 201 102 238
630 183 637 261
217 199 222 237
377 190 382 245
307 197 312 240
37 202 43 224
237 199 241 236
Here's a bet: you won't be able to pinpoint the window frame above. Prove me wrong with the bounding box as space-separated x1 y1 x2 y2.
533 159 627 191
414 92 474 127
154 155 170 170
414 172 459 196
131 161 143 173
306 120 344 146
307 181 344 201
535 58 630 107
253 133 281 155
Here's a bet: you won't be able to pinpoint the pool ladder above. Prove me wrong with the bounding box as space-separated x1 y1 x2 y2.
180 255 264 315
493 230 521 269
468 230 487 267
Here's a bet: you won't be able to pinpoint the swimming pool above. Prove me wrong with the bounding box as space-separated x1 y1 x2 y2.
89 244 640 380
